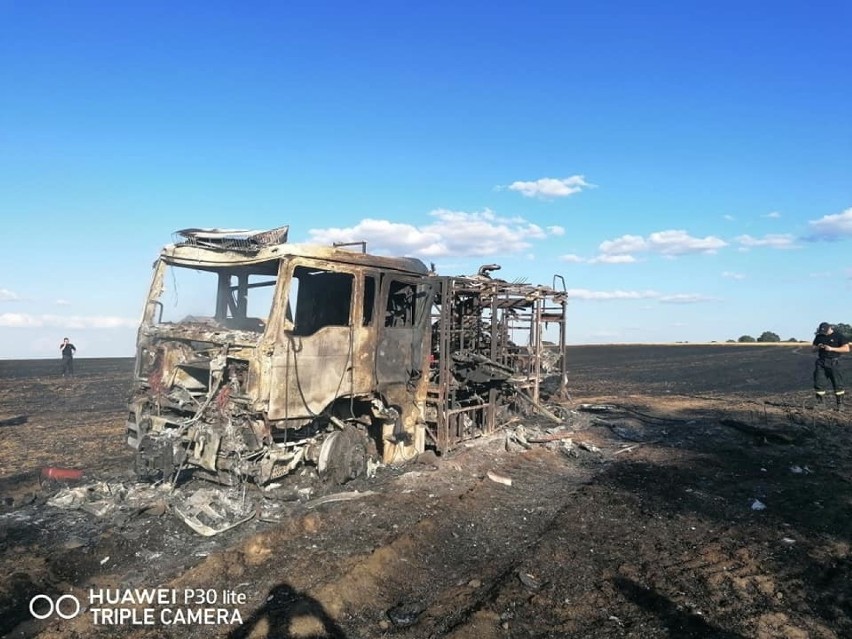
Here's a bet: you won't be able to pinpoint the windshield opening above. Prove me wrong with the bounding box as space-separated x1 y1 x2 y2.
153 261 278 333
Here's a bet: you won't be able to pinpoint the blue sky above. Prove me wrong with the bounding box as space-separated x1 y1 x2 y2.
1 1 850 358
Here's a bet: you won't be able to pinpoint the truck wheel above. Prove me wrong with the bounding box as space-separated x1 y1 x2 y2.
317 426 368 485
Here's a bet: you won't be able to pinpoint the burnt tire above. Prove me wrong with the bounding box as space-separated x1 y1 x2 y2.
317 426 368 485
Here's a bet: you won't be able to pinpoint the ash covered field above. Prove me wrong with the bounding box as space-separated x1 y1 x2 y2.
1 345 851 638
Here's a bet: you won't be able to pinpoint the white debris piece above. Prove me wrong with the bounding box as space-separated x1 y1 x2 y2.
366 458 383 478
578 441 601 453
486 470 513 487
789 465 812 475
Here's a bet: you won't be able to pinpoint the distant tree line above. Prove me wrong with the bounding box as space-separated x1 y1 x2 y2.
730 322 852 344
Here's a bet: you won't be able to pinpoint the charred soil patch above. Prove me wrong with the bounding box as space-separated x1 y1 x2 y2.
1 346 851 638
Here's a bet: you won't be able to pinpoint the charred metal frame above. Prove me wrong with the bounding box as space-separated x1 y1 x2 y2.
426 270 568 453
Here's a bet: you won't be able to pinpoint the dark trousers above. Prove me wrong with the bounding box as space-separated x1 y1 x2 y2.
814 358 844 395
61 356 74 376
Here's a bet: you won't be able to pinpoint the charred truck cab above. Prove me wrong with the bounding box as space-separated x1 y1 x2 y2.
128 226 568 486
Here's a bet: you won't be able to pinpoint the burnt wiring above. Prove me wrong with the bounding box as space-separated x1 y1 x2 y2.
288 324 354 423
329 321 356 419
166 347 229 489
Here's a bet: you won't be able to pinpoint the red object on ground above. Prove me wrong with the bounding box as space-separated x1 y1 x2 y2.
41 467 84 481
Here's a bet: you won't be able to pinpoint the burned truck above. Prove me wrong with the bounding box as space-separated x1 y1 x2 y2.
127 226 568 485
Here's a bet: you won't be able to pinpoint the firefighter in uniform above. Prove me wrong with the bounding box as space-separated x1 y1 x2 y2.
812 322 849 410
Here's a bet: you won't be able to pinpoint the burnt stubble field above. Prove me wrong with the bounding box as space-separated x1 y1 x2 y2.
1 344 851 639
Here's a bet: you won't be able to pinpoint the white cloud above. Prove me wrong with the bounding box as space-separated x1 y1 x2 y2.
0 288 21 301
310 218 443 255
55 299 71 306
723 214 736 221
567 288 660 301
722 271 746 280
505 175 592 199
735 233 798 249
589 254 637 264
659 294 719 304
309 209 552 257
0 313 138 329
567 288 716 303
598 229 727 260
547 225 566 236
647 230 727 255
558 253 638 264
599 234 647 255
807 207 852 239
763 211 781 219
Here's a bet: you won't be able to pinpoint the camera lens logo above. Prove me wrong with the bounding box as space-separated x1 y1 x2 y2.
29 594 81 620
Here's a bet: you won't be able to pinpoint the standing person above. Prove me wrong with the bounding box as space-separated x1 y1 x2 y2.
812 322 849 410
59 337 76 376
